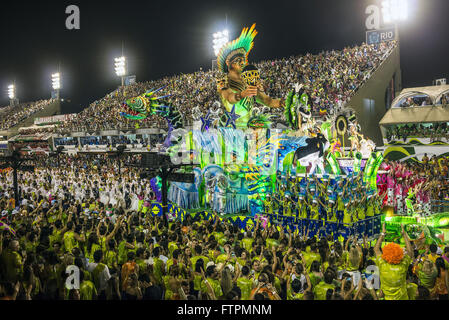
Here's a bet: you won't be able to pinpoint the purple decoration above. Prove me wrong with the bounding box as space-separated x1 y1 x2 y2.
150 177 162 202
163 121 174 148
200 110 213 132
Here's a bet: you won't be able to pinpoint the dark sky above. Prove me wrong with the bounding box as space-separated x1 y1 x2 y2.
0 0 448 112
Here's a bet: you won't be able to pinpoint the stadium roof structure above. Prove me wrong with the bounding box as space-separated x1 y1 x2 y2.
380 104 449 126
391 85 449 108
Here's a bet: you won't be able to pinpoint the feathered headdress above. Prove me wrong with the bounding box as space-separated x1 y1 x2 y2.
217 23 258 73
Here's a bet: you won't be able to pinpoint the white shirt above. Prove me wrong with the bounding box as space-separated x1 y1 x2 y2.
87 262 111 291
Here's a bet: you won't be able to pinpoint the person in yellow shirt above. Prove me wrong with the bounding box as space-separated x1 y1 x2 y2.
1 240 23 283
79 271 97 300
313 269 337 300
374 223 414 300
190 244 210 267
236 265 255 300
342 202 352 225
63 221 85 253
427 244 440 263
200 265 223 299
286 273 312 300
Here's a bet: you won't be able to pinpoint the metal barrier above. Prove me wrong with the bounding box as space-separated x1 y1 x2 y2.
431 200 449 213
265 213 382 240
148 202 382 240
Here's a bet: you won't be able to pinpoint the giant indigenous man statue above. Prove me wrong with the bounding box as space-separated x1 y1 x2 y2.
216 23 284 128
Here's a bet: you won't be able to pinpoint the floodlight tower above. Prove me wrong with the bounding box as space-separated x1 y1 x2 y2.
212 29 229 71
115 56 127 86
8 83 18 107
381 0 408 43
51 72 61 100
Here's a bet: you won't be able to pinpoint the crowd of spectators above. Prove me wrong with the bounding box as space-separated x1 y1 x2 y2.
18 126 56 136
0 100 54 131
398 96 433 108
396 93 449 108
58 41 396 133
54 135 162 148
386 123 449 142
0 153 448 300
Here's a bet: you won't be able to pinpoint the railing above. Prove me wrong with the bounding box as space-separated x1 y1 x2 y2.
431 200 449 213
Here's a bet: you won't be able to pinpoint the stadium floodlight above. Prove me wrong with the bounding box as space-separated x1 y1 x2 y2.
52 73 61 90
114 56 127 86
213 29 229 57
114 56 127 77
382 0 408 24
8 84 15 100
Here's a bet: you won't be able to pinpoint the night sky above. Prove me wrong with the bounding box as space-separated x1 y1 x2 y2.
0 0 448 112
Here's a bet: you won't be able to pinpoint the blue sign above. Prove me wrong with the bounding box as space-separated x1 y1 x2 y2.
124 75 136 86
366 27 396 45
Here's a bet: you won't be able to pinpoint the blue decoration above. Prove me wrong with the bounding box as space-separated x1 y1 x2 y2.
201 110 213 132
224 105 240 129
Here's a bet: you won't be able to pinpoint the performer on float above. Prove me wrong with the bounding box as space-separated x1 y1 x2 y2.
263 193 274 216
216 23 285 128
385 171 395 208
348 122 364 157
395 179 405 215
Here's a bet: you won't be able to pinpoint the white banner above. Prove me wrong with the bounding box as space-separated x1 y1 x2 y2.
34 113 77 125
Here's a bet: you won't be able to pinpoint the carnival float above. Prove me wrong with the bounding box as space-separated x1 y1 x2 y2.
119 23 449 244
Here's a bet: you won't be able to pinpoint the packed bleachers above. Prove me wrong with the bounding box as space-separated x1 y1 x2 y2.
0 99 54 131
385 123 449 142
58 41 397 132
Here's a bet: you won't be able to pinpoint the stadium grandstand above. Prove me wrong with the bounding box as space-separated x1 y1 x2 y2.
0 99 55 131
2 41 398 152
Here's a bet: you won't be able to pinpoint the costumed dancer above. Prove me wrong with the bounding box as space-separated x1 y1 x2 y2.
264 193 274 216
395 182 404 215
348 123 362 157
386 172 395 208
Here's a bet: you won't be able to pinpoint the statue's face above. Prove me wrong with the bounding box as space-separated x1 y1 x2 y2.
230 56 246 73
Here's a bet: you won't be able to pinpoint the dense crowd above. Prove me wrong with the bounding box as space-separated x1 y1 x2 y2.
57 41 396 133
378 159 449 215
54 135 163 149
1 153 448 300
0 100 54 131
17 126 56 136
385 123 449 142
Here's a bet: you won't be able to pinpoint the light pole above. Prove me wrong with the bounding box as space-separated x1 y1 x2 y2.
381 0 409 95
114 56 127 86
381 0 408 43
52 72 61 100
8 84 17 107
212 29 229 71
